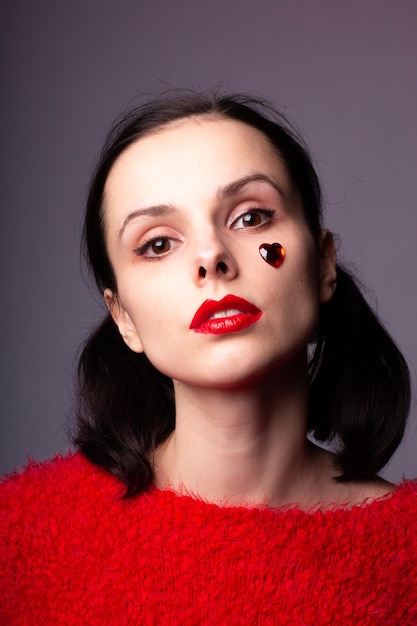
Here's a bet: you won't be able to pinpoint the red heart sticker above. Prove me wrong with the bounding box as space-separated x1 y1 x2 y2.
259 243 286 268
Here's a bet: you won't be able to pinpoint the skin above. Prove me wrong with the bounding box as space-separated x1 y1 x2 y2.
103 117 391 510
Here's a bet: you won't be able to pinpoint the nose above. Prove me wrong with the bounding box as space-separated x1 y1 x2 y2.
192 229 238 284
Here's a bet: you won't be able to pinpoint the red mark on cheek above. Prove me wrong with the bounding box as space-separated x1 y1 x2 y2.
259 243 286 268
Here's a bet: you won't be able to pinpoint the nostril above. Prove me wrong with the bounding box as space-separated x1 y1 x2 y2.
199 262 227 278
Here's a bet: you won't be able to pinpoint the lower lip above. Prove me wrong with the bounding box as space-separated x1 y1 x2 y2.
193 312 262 335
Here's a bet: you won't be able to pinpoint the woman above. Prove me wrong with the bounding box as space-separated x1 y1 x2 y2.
1 91 416 624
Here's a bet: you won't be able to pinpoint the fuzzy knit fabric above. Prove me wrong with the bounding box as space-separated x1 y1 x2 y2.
1 453 417 625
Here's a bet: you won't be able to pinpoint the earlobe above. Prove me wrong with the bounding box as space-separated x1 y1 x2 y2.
103 289 144 353
318 231 337 303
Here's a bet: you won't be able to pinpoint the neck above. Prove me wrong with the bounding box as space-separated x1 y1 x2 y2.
153 355 336 508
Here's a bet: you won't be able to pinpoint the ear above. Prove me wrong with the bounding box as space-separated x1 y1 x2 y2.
104 289 144 353
317 230 337 303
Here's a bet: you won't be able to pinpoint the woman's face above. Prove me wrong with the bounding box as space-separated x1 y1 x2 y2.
103 117 336 389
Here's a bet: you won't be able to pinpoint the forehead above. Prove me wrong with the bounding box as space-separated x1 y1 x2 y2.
104 117 291 201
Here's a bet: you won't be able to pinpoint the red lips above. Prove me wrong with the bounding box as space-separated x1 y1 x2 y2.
190 295 262 335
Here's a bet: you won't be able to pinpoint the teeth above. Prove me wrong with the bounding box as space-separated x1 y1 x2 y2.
209 308 242 320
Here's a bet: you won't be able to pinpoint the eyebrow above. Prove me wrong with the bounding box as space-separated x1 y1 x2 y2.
218 173 284 200
118 204 176 239
117 173 283 239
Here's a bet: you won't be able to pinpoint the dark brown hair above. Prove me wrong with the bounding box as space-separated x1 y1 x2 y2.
74 90 411 496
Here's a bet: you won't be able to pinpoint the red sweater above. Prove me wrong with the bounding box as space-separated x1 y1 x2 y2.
1 453 417 625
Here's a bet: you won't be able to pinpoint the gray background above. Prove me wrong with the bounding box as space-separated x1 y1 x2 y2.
1 0 416 481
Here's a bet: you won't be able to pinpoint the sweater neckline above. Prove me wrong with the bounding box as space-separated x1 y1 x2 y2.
148 478 416 518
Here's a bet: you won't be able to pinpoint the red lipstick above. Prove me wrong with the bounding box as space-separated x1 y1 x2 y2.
190 295 262 335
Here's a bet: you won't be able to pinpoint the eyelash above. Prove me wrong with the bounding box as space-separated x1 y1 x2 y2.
134 236 173 258
134 207 276 258
231 207 276 229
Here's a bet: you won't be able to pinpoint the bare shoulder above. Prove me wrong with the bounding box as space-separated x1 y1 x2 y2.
340 476 395 507
312 445 396 509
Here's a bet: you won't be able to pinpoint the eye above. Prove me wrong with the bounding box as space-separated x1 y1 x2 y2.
231 208 275 230
135 236 174 258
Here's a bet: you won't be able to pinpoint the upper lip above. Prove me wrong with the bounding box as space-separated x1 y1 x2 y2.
190 295 261 330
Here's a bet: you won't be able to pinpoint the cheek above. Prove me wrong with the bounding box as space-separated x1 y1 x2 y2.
286 240 321 325
119 274 182 343
286 230 320 288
